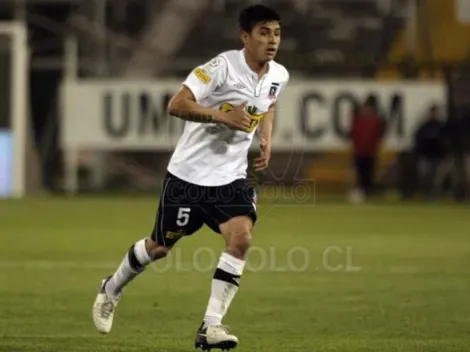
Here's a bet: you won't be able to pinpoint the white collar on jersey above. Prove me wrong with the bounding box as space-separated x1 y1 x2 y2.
238 48 271 79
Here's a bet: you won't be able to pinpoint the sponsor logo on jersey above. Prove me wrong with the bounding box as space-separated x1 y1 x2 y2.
165 230 185 240
219 102 264 132
194 67 211 84
234 82 246 90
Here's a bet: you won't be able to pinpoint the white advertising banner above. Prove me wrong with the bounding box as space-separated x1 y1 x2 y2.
61 79 446 151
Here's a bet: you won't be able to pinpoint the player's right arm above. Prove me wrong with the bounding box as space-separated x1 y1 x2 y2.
168 85 227 123
168 57 251 131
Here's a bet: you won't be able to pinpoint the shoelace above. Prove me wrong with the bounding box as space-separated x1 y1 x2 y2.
213 324 230 334
100 300 114 319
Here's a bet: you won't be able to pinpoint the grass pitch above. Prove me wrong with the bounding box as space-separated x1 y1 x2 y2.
0 196 469 351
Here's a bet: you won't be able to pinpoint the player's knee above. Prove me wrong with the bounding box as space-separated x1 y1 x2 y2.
149 246 171 260
231 232 251 257
145 238 172 261
222 220 252 258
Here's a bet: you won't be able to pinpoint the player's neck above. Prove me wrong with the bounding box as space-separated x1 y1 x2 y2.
244 51 269 79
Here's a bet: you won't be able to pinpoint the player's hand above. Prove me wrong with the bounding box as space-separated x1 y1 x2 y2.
254 138 271 171
219 102 252 132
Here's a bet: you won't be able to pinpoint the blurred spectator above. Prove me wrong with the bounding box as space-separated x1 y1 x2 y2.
446 103 470 201
349 96 385 203
413 104 448 198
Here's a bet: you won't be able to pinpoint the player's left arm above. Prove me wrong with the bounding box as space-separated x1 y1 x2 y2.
258 103 275 145
254 104 275 172
254 70 289 172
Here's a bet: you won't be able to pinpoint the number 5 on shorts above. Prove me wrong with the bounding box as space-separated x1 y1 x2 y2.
176 207 191 227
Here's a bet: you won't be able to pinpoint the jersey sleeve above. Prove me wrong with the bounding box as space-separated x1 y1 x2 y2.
182 56 228 102
278 71 290 97
271 68 290 106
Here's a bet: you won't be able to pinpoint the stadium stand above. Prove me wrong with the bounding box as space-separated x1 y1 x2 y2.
172 0 410 77
2 0 465 196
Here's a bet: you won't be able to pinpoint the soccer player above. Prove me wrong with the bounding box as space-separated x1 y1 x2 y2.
92 4 289 350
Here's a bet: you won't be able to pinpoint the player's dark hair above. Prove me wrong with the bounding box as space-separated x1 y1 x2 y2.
238 4 281 33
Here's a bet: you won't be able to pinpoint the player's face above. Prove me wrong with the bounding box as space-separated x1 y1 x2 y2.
243 21 281 62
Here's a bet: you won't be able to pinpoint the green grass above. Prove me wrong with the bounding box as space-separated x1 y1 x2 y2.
1 196 470 351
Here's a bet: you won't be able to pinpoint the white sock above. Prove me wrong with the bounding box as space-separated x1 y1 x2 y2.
105 238 152 296
203 252 246 327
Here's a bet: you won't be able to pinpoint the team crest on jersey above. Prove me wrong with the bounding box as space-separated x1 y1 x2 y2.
194 67 211 84
268 82 280 100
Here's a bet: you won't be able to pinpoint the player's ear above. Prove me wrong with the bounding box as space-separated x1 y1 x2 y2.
240 30 249 45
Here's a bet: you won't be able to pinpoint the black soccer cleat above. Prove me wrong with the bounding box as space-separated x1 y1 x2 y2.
194 322 239 351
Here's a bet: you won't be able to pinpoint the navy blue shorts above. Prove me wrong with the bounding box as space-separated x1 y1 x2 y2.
151 172 257 247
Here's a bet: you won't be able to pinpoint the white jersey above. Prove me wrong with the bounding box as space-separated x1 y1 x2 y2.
167 49 289 186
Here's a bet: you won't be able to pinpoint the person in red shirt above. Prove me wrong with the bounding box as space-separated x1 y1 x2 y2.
349 96 385 202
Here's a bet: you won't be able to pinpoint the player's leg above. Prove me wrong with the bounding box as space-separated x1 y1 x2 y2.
195 181 256 350
92 236 173 334
202 216 252 324
93 173 203 334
